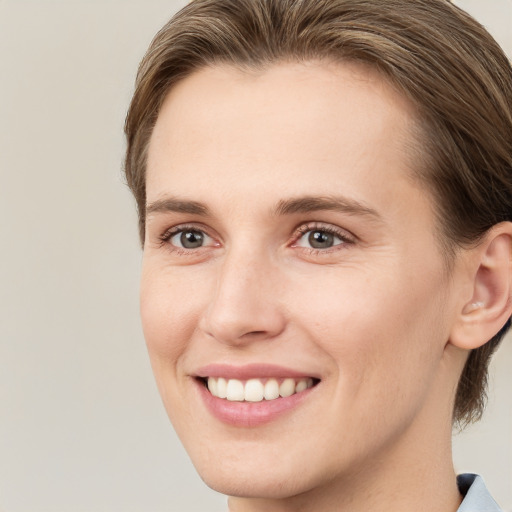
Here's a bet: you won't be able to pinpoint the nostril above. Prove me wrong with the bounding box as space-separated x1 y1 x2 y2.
243 331 267 337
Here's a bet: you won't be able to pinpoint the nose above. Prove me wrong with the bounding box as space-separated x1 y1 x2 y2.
199 250 286 345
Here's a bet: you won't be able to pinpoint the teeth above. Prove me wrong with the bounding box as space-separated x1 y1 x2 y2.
279 378 295 397
226 379 245 401
295 379 308 393
206 377 314 402
264 378 280 400
207 377 217 396
245 379 264 402
217 377 227 399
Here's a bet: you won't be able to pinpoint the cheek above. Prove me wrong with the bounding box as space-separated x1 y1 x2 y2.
290 266 449 404
139 267 209 429
140 266 201 366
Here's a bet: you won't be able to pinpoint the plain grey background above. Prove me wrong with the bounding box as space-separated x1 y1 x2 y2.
0 1 511 511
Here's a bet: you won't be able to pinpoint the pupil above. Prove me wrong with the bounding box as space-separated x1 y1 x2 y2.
181 231 204 248
308 230 333 249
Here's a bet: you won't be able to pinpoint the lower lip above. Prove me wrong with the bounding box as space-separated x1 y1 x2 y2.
195 379 316 427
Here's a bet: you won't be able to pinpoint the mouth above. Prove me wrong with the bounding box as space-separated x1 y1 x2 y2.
193 364 321 426
198 376 319 402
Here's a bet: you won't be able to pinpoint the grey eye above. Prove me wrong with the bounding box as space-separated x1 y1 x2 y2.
308 230 335 249
171 230 208 249
296 228 344 250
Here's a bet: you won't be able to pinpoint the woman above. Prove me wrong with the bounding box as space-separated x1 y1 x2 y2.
124 1 512 510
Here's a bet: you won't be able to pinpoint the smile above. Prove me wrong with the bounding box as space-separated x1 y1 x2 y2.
194 364 321 426
205 377 316 402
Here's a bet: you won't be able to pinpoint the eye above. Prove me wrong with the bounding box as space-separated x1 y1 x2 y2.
294 225 352 250
168 228 213 249
301 230 339 249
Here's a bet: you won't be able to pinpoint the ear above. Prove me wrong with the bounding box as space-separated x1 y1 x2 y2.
449 222 512 350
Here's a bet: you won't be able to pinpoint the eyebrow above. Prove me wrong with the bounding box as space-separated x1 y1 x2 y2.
146 197 211 216
145 194 382 222
273 195 383 221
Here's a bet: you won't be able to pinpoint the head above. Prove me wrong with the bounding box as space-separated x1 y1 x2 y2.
125 0 512 426
124 0 512 504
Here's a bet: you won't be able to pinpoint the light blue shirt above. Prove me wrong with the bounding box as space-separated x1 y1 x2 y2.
457 474 502 512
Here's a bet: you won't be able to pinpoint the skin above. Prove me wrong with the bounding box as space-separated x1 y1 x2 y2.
141 61 476 512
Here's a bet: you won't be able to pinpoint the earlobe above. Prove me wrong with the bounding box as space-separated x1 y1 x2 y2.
450 223 512 351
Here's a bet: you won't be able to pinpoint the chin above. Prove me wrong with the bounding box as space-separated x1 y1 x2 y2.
197 462 316 500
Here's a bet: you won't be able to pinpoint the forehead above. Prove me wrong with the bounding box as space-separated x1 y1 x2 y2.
146 60 430 224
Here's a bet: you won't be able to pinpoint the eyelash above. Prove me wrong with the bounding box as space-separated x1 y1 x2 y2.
157 222 355 255
292 222 355 254
158 224 217 255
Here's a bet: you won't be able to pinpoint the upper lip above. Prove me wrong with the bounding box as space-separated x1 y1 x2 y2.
194 363 320 380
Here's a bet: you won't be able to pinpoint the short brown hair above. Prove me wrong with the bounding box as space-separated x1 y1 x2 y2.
124 0 512 426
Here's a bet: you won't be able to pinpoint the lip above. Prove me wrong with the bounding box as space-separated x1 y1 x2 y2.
195 363 319 380
192 364 319 427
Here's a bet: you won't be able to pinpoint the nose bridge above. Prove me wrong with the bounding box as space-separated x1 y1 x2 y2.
200 244 285 344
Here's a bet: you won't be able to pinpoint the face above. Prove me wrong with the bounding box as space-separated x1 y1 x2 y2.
142 61 463 500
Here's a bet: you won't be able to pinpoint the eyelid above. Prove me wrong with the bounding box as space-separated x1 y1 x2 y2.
156 221 355 254
158 223 220 249
169 229 214 249
290 222 356 249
